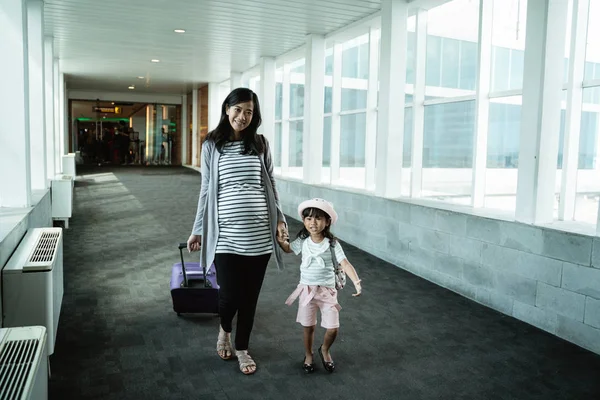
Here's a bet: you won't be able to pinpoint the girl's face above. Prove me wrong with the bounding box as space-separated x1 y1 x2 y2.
226 101 254 133
302 213 330 237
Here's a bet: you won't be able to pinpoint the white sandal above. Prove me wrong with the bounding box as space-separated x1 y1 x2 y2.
216 327 234 360
236 350 257 375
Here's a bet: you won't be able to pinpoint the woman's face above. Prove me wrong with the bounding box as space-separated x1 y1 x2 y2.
226 100 254 133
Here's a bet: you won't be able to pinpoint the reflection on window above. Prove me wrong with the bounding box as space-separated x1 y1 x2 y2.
426 0 479 97
341 88 367 111
404 107 413 168
340 113 366 167
423 101 475 168
290 84 304 118
488 97 521 168
325 87 333 114
275 82 283 120
490 0 527 91
289 121 303 167
274 122 282 167
323 116 332 167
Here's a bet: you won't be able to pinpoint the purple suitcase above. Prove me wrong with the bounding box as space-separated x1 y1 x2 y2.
170 243 219 316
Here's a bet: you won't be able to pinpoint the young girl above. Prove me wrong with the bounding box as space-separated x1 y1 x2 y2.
277 198 362 373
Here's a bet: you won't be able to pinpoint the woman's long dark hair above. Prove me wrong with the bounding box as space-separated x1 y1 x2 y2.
296 207 337 244
206 87 265 155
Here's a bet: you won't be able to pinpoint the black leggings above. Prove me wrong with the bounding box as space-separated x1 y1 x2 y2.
214 252 270 351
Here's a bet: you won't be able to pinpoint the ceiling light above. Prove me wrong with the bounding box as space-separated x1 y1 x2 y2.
151 59 160 63
174 29 185 33
137 76 144 79
128 85 135 90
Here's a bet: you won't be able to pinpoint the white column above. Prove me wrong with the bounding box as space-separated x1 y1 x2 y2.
230 72 243 90
192 88 199 167
281 64 291 175
260 57 276 143
0 0 31 207
303 35 326 184
411 9 428 198
44 37 55 180
27 0 46 190
53 58 61 173
515 0 569 224
207 82 221 132
376 0 408 198
559 0 589 221
365 27 380 191
471 0 494 207
330 44 342 184
181 94 188 165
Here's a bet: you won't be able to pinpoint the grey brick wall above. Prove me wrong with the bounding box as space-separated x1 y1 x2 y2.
276 178 600 355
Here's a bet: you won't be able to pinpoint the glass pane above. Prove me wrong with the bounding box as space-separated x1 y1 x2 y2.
324 86 333 114
491 0 527 91
289 121 303 167
323 116 332 167
340 113 366 167
585 0 600 80
422 100 475 204
407 16 416 85
426 0 480 99
341 88 367 111
290 84 304 118
403 107 413 168
484 96 522 212
487 96 521 168
325 50 333 77
275 82 283 120
342 34 369 79
274 122 282 167
575 87 600 224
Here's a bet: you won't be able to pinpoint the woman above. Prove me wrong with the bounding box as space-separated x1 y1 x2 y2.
187 88 287 375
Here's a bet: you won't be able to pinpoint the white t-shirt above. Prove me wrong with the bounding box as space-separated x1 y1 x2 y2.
290 237 347 288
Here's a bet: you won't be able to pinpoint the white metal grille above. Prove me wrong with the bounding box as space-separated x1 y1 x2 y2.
0 339 39 400
28 232 60 264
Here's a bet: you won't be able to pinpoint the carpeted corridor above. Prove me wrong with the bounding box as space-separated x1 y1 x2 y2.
48 166 600 400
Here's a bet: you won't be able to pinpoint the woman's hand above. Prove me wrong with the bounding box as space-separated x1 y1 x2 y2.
187 234 201 252
277 221 288 241
352 280 362 297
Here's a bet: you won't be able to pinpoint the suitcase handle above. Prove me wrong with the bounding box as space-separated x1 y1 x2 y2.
178 242 210 288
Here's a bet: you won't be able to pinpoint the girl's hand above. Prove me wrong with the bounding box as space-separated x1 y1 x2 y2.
352 280 362 297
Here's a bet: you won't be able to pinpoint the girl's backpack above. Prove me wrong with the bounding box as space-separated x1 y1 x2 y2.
329 240 346 290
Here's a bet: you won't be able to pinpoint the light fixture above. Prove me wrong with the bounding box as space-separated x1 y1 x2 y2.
151 59 160 63
137 76 144 79
174 29 185 33
111 102 115 105
128 85 135 90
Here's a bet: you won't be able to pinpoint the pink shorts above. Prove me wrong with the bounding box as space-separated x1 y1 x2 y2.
285 285 341 329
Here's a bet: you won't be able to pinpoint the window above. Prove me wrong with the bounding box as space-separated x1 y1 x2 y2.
422 100 475 204
340 113 366 167
426 0 480 98
490 0 527 92
323 116 332 168
289 121 303 167
274 122 282 167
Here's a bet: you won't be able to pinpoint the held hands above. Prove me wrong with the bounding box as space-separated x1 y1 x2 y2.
352 280 362 297
276 221 289 244
187 234 201 252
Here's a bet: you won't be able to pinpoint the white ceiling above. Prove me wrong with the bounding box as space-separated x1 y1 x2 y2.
44 0 382 95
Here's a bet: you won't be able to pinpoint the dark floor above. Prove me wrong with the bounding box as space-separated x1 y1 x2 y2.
48 165 600 400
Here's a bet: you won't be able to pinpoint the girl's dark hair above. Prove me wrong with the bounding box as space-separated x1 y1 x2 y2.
205 87 265 154
297 207 337 244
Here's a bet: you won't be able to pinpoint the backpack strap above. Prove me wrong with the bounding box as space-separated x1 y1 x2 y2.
329 239 338 270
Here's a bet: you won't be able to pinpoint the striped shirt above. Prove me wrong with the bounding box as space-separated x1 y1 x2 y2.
216 141 272 256
290 237 347 288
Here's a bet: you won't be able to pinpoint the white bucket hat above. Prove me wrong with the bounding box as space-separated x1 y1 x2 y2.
297 198 338 224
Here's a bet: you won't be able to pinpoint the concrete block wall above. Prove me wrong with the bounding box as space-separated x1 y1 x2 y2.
276 179 600 355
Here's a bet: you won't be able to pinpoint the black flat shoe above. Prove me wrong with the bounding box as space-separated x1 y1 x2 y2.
318 345 335 373
302 356 315 373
